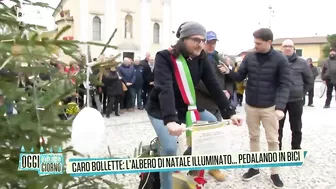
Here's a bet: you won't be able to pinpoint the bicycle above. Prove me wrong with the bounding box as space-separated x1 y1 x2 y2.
138 120 232 189
318 81 327 98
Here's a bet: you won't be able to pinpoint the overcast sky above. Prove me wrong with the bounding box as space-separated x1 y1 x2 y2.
12 0 336 54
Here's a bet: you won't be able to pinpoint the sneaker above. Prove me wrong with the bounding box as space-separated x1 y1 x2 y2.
208 169 226 181
270 174 284 188
308 104 314 107
242 168 260 181
187 170 200 177
323 105 330 108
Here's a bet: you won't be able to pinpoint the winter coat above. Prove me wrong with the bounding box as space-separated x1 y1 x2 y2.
140 59 151 85
117 64 136 84
310 64 318 79
228 47 290 111
102 71 123 96
133 64 144 89
286 53 314 102
321 58 336 84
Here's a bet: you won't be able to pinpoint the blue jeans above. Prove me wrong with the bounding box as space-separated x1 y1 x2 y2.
148 110 217 189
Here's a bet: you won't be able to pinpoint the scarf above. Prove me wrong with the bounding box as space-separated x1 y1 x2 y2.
170 54 200 137
150 64 154 72
171 53 207 189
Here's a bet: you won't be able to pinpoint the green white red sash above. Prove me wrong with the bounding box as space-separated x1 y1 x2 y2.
170 54 200 136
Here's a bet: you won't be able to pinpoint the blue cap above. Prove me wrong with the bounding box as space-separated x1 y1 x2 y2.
206 31 218 41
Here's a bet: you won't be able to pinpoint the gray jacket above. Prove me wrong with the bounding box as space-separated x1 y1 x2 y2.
287 53 314 102
321 58 336 84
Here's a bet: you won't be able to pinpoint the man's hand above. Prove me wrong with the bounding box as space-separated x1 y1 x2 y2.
167 122 186 136
275 110 285 120
149 81 154 85
230 114 243 126
126 82 132 86
217 63 230 74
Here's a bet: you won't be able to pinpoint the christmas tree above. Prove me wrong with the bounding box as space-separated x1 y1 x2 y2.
0 1 122 188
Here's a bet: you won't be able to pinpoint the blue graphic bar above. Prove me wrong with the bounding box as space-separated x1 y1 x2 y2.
70 162 303 177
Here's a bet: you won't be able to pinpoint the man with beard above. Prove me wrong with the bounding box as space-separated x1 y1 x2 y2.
321 48 336 108
194 31 231 181
219 28 290 188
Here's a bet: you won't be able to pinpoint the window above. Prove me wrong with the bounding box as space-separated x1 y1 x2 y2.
295 49 303 57
92 16 101 41
124 14 133 39
153 23 160 44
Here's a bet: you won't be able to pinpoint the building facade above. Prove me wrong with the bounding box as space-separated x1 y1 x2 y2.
52 0 172 61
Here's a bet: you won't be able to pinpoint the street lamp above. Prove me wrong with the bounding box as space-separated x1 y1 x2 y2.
268 5 275 29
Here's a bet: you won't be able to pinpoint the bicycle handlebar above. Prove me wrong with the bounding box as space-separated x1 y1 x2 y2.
182 120 232 131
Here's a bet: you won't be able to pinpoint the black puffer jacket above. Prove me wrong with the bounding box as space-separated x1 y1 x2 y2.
287 53 314 102
227 48 290 111
146 50 235 125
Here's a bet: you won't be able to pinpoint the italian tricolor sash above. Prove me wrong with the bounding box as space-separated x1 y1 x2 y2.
171 54 200 136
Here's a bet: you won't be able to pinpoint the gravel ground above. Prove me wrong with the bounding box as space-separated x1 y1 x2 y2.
80 82 336 189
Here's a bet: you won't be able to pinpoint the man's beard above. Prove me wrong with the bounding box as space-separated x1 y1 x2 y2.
330 54 336 60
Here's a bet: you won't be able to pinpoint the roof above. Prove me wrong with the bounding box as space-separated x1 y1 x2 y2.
117 41 140 50
52 0 67 17
237 48 255 56
272 36 327 45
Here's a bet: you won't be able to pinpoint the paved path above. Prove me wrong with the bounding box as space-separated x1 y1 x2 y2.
92 82 336 189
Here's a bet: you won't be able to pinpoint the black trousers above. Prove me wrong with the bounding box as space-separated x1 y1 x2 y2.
278 100 303 150
78 84 85 108
303 85 314 105
142 85 153 107
325 82 336 106
142 85 148 107
122 87 135 109
236 93 243 105
308 86 314 105
102 90 107 114
106 95 119 115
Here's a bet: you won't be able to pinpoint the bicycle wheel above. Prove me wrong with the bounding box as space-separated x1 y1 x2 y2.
318 83 327 98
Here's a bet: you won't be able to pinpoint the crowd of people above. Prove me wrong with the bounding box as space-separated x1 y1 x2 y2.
2 19 336 189
97 54 155 117
141 21 336 189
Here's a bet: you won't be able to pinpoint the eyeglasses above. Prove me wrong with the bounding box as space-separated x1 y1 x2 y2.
188 37 206 44
282 45 293 48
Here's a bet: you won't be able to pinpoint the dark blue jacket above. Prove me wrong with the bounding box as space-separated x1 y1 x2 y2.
117 64 136 84
133 65 144 89
228 48 290 111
